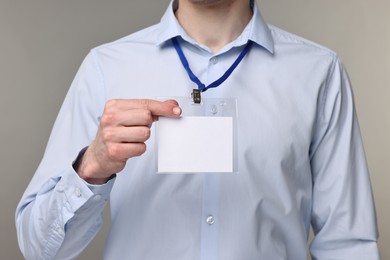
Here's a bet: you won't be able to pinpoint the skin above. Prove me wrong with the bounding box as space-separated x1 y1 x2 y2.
76 99 181 184
175 0 253 53
76 0 252 184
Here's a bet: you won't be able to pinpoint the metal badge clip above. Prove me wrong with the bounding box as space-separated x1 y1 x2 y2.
192 89 201 104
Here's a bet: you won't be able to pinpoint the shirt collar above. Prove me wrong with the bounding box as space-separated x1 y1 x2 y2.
156 0 274 54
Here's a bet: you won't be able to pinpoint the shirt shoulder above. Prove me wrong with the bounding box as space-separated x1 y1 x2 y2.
268 24 337 59
91 23 161 54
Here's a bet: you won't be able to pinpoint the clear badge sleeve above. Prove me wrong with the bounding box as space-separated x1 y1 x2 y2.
155 97 238 174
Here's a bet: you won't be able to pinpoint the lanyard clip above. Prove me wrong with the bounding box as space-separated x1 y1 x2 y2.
192 89 201 104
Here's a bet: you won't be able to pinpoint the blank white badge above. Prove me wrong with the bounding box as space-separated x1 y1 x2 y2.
157 116 233 173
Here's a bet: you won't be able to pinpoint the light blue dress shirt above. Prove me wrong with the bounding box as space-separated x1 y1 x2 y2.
16 1 380 259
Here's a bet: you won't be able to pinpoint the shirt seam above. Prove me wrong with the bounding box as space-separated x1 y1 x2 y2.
90 50 107 100
320 54 339 122
269 25 337 57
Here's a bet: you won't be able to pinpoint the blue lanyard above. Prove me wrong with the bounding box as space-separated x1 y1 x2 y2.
172 37 253 96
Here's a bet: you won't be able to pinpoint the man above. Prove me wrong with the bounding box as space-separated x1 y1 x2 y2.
16 0 380 259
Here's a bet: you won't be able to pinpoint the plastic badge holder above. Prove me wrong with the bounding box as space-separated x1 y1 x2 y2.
155 97 238 174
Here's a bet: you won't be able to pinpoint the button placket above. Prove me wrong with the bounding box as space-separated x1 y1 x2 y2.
200 175 220 259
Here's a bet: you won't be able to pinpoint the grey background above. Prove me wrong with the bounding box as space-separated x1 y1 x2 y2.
1 0 388 259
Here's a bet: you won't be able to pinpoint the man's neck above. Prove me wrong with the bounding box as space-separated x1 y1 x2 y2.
175 0 253 53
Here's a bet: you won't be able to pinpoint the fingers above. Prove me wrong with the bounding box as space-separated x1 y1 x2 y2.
101 99 181 127
100 109 154 128
105 99 181 118
76 99 181 183
104 142 147 161
102 126 151 143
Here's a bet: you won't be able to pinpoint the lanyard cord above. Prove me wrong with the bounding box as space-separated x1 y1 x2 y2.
172 37 253 92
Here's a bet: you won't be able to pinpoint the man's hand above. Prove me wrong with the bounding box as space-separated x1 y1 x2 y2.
75 99 182 184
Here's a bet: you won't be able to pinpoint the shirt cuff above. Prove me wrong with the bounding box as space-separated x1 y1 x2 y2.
55 166 116 214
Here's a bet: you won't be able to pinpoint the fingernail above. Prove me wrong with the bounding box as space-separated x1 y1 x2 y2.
173 106 182 115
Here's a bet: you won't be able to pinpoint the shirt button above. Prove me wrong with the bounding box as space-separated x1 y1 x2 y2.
74 188 82 198
210 105 218 115
210 57 218 65
206 215 215 225
93 194 102 201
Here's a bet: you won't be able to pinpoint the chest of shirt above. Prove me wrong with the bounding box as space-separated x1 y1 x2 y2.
98 44 326 159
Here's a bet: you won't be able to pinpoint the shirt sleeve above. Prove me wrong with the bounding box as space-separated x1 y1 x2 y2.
309 56 380 259
15 50 112 259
